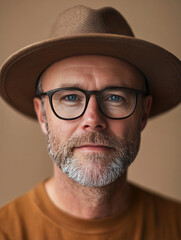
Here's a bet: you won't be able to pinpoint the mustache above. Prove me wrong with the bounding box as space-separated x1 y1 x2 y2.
65 132 125 150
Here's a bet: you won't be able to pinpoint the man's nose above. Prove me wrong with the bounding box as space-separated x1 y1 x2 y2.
80 95 107 131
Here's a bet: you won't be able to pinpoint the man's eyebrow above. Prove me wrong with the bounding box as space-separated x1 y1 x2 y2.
56 83 83 88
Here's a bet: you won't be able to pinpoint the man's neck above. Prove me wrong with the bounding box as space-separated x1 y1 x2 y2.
45 165 131 219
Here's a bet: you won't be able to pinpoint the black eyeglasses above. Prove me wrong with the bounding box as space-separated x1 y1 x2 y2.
37 87 146 120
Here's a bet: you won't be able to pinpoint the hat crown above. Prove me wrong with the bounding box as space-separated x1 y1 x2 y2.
50 5 134 38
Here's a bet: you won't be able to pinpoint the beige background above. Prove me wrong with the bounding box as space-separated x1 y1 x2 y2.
0 0 180 206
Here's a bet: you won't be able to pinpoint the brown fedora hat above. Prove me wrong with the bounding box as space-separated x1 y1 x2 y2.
0 5 180 119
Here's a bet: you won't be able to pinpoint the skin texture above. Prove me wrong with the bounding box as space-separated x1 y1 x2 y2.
34 55 152 219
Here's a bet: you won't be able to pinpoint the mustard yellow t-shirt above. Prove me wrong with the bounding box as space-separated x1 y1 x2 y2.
0 180 181 240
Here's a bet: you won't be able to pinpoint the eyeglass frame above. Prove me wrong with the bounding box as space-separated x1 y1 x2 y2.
36 86 147 120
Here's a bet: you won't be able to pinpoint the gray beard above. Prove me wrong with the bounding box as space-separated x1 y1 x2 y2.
46 128 140 187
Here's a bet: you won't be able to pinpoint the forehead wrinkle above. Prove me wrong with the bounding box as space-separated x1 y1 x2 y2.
57 66 126 90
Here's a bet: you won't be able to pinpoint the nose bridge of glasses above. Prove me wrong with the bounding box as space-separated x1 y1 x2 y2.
85 90 100 98
84 90 102 113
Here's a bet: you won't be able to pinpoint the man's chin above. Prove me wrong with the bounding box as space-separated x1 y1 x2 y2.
61 155 127 188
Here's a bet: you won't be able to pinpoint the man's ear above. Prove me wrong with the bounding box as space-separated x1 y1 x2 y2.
140 95 152 131
33 97 47 135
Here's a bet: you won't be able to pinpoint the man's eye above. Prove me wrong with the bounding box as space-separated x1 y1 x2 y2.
64 94 78 101
108 95 123 102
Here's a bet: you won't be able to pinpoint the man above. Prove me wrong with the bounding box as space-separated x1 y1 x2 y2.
0 5 181 240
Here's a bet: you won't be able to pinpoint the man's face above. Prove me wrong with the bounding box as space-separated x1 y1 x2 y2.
34 55 151 187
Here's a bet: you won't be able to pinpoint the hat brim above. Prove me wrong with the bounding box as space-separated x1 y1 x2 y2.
0 33 181 119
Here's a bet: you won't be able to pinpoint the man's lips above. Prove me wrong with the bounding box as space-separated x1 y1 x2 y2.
74 145 113 152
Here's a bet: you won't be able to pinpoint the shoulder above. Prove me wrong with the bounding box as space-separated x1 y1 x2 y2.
0 181 44 239
0 187 34 218
0 182 41 216
130 182 181 219
131 182 181 205
128 184 181 238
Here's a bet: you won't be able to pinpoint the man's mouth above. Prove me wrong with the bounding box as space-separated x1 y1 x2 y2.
75 144 113 152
